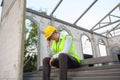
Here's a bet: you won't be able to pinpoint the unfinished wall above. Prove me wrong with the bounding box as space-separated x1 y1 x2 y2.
108 35 120 54
0 0 25 80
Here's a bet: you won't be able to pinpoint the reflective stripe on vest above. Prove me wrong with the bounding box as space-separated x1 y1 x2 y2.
51 34 80 63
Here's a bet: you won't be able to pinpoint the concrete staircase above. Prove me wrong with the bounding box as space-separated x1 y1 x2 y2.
23 64 120 80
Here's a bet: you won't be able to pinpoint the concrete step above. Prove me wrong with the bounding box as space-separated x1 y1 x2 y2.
24 76 120 80
24 68 120 76
23 65 120 80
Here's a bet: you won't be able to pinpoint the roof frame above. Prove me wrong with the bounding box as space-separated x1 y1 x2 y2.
105 23 120 36
91 3 120 31
26 0 120 37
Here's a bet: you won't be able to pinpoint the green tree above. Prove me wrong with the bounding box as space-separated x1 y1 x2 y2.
24 20 38 72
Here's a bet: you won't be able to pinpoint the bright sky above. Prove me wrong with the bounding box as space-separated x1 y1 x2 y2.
0 0 119 30
26 0 120 30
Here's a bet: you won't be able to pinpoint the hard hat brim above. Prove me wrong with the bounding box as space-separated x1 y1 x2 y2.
45 30 56 39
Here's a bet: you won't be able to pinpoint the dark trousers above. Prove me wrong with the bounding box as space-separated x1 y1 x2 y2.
43 53 80 80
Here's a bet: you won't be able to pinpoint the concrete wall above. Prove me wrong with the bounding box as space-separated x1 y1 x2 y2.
108 35 120 54
0 0 25 80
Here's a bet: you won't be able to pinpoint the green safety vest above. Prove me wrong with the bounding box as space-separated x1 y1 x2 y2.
51 34 81 63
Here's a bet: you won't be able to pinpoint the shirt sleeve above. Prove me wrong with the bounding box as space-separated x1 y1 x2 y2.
47 46 56 57
53 36 72 59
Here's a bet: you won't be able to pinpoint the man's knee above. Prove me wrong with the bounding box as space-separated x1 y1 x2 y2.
43 57 50 64
59 53 67 59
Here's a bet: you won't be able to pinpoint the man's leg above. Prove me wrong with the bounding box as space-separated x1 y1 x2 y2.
43 57 51 80
59 53 67 80
67 55 80 68
59 53 81 80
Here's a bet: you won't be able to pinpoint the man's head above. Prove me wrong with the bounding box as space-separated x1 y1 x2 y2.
44 26 59 41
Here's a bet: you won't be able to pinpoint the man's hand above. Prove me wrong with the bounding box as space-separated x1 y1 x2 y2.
49 57 54 66
47 39 51 47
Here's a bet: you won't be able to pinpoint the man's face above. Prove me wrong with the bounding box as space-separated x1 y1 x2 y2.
47 31 58 41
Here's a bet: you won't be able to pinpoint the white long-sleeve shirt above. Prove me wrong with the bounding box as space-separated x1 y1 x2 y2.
47 32 72 59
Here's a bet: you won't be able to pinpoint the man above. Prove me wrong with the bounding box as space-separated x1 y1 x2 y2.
43 26 81 80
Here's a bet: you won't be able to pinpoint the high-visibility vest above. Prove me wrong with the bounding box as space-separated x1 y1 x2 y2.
51 34 81 63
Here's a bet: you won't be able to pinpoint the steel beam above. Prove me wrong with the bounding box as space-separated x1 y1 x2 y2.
50 0 63 16
74 0 97 24
92 19 120 31
91 3 120 31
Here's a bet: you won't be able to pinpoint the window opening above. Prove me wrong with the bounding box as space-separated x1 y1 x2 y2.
81 35 93 59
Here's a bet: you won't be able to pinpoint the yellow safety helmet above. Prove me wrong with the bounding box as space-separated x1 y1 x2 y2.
44 26 56 39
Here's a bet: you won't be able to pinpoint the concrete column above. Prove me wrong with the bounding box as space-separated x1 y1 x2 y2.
0 0 25 80
91 35 99 58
